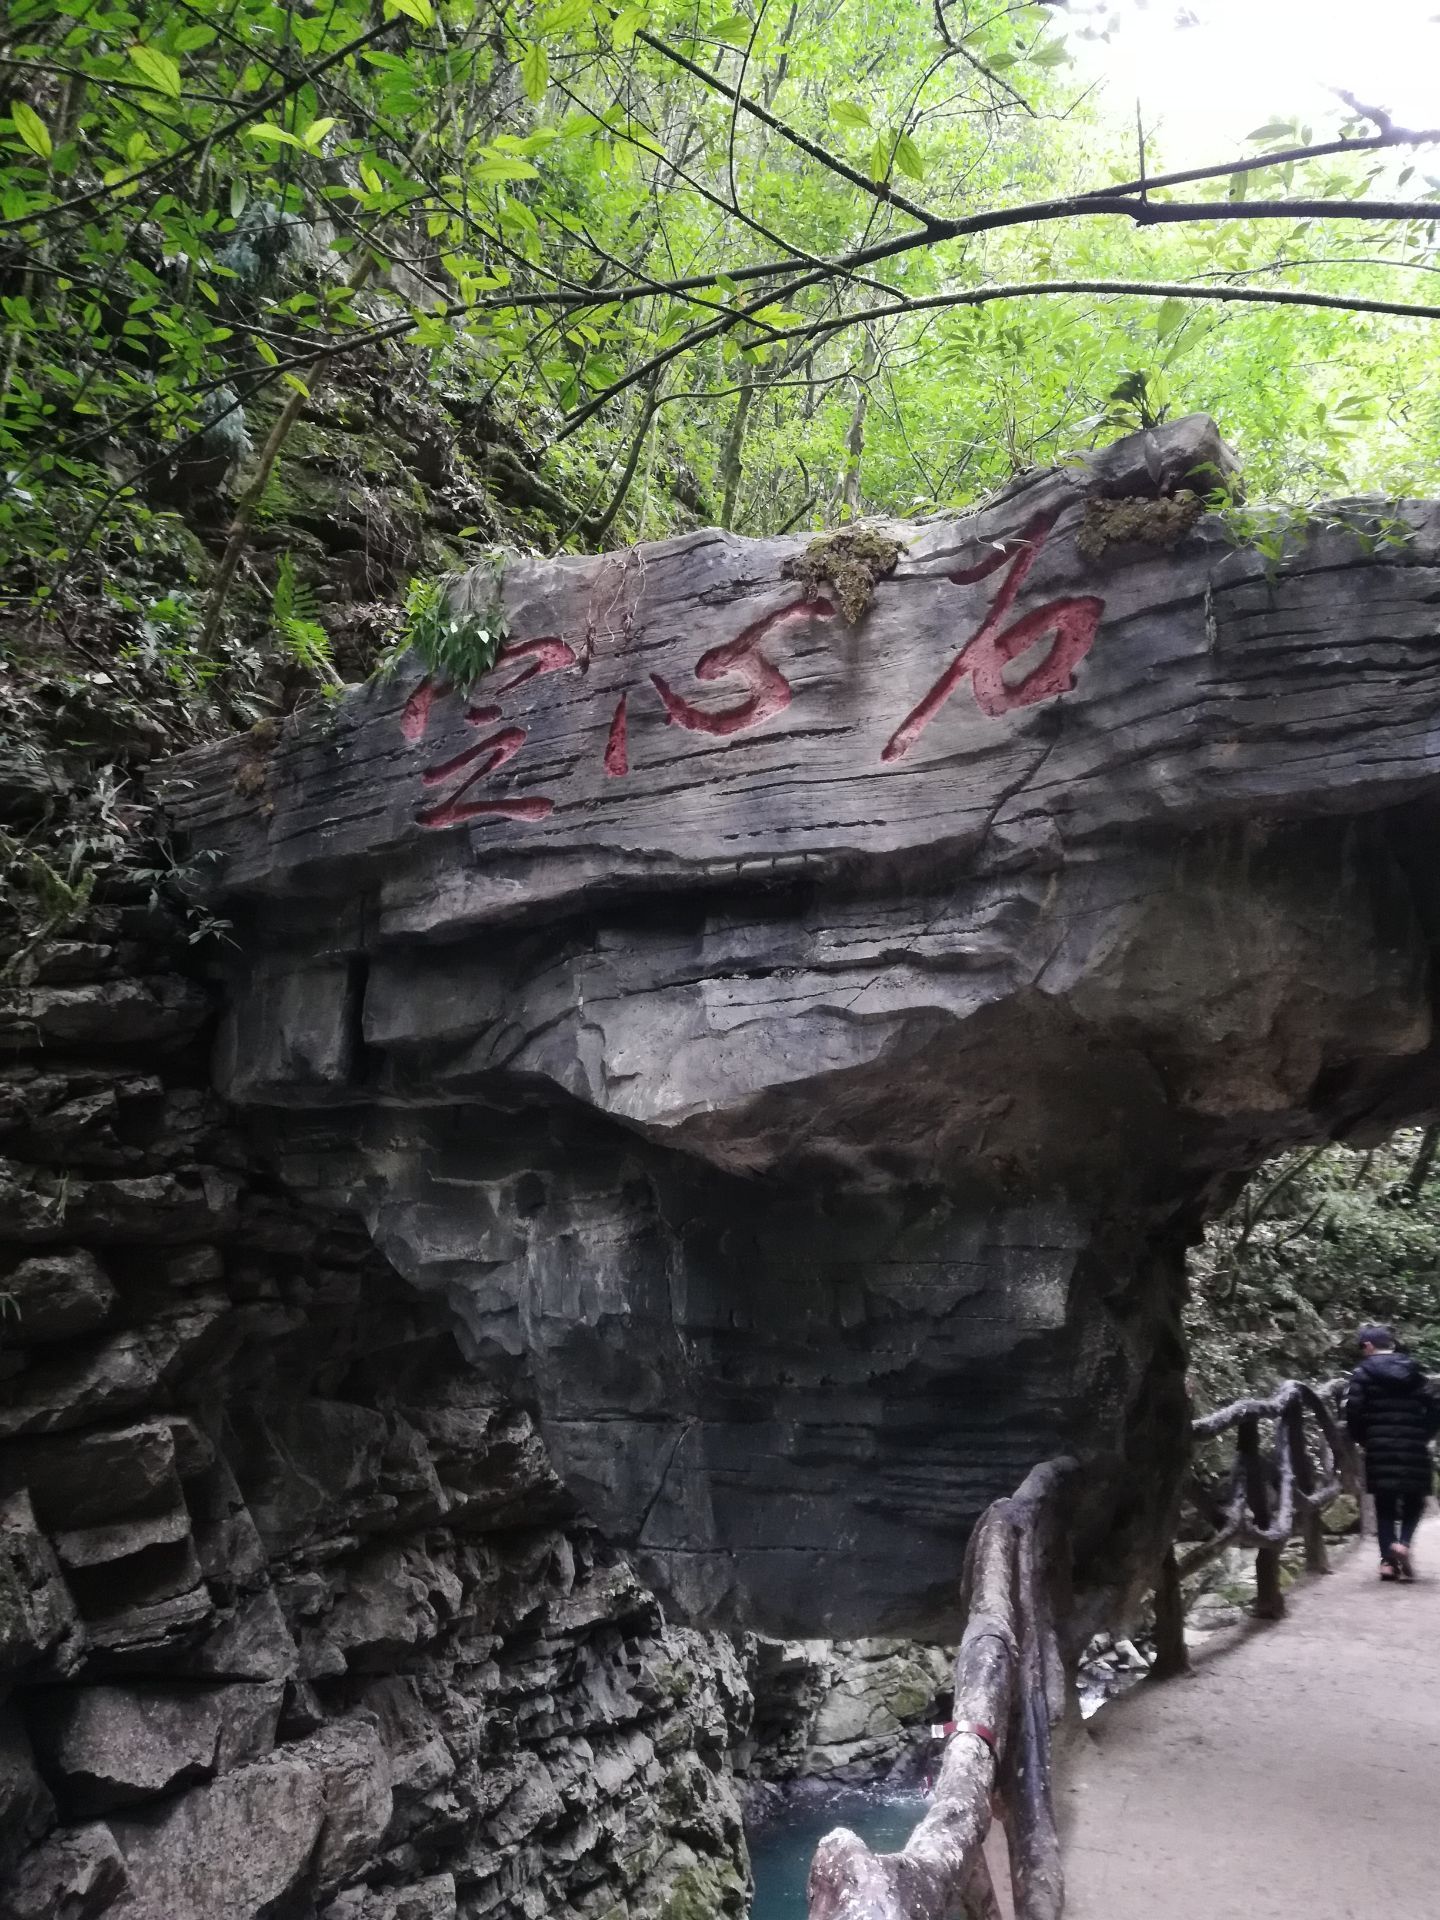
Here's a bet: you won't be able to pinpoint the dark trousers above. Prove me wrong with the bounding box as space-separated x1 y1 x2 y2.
1375 1489 1427 1559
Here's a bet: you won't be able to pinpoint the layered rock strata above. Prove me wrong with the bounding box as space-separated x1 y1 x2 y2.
159 418 1440 1638
0 907 750 1920
743 1638 950 1788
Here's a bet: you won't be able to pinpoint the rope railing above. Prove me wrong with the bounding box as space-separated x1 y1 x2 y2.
1151 1377 1357 1676
806 1457 1078 1920
803 1376 1361 1920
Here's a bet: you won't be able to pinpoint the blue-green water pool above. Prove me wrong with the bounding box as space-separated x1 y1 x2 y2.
747 1791 927 1920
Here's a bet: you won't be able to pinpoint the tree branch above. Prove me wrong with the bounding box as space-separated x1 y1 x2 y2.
0 18 399 235
635 24 940 228
560 273 1440 435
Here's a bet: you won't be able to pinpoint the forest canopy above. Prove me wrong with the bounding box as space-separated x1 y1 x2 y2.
2 0 1440 656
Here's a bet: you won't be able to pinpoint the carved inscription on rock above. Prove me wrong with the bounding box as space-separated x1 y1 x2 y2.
402 524 1106 831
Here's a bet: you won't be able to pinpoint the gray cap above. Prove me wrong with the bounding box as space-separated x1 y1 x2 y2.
1358 1324 1396 1350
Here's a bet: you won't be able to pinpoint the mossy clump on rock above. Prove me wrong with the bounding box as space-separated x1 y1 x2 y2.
783 525 904 624
656 1855 749 1920
1077 489 1204 561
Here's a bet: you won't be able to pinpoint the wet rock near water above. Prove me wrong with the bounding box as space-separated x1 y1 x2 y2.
741 1637 950 1788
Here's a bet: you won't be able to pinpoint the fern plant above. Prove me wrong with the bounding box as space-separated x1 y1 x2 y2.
400 552 508 686
272 553 341 687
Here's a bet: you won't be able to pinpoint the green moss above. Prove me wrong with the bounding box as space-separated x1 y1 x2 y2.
655 1660 694 1704
883 1680 934 1722
782 525 904 624
1076 489 1203 561
659 1859 748 1920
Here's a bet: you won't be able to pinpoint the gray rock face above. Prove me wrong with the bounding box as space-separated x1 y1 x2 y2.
26 1683 283 1814
744 1636 950 1786
157 419 1440 1638
3 1250 117 1344
0 908 752 1920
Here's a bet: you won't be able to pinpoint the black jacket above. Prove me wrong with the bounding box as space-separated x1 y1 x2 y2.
1345 1352 1440 1494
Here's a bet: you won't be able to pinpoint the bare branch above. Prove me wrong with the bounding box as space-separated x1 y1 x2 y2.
635 24 941 227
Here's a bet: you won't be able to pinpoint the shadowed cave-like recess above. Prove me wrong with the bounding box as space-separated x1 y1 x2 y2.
9 417 1440 1919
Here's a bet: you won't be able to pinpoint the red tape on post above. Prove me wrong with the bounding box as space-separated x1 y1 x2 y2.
929 1720 997 1751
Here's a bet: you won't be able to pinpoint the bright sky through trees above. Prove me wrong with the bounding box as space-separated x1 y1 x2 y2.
1074 0 1440 160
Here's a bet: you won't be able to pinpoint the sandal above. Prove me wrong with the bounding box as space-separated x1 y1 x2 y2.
1380 1559 1400 1580
1393 1544 1415 1581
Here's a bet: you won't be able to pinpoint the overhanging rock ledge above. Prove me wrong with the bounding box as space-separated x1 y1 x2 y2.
159 417 1440 1638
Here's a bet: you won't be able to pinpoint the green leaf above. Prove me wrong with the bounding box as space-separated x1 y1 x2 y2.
128 43 183 97
521 42 549 104
302 117 337 149
11 102 52 160
475 153 540 181
893 132 924 182
830 99 872 131
245 123 302 148
537 0 593 30
384 0 435 24
1155 297 1186 342
868 136 890 183
712 13 753 45
1030 38 1069 68
612 5 649 49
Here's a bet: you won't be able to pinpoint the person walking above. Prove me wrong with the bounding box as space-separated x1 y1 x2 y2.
1344 1324 1440 1581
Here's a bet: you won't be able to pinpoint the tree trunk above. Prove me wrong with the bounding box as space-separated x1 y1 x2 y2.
841 337 874 519
719 375 755 530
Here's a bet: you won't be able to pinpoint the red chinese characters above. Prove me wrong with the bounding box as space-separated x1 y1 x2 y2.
401 637 575 828
882 512 1104 762
398 531 1101 829
402 599 833 826
648 598 833 737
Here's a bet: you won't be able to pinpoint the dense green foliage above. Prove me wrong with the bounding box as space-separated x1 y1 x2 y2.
4 0 1440 646
1188 1129 1440 1405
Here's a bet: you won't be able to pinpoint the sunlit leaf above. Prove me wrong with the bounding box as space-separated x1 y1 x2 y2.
11 102 52 160
475 153 540 181
246 123 303 148
128 43 183 97
712 13 753 45
893 133 924 182
1155 298 1186 342
831 99 872 131
1248 120 1297 143
521 42 549 104
612 5 650 49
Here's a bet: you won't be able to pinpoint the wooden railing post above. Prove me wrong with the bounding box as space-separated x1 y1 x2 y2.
1150 1543 1190 1678
803 1377 1356 1920
1287 1396 1328 1574
1239 1411 1285 1619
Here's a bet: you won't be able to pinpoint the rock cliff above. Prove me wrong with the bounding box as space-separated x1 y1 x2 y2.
0 907 751 1920
155 418 1440 1641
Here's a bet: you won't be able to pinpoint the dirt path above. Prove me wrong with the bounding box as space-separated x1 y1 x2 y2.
1061 1520 1440 1920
